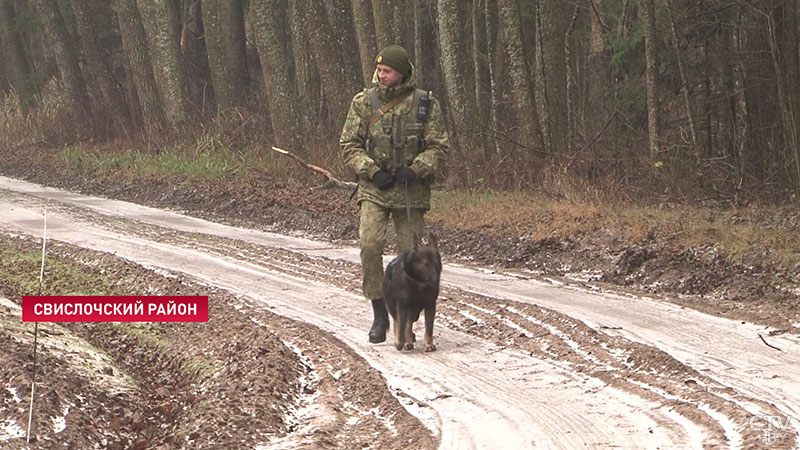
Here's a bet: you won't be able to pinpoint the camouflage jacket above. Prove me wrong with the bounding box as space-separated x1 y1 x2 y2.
340 66 450 210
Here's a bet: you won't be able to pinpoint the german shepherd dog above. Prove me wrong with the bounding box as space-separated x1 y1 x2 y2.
382 235 442 352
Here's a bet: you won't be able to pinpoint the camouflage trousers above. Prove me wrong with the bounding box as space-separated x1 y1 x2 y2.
359 200 425 300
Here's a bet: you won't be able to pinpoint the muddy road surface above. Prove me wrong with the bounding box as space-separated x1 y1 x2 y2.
1 175 799 449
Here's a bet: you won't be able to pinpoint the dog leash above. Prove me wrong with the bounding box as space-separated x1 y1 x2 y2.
404 180 413 251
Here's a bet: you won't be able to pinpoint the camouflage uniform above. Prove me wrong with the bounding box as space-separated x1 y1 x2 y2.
340 64 450 301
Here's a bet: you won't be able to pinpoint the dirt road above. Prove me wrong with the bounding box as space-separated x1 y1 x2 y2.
1 175 798 449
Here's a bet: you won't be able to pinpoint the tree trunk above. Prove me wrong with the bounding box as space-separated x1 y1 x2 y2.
249 0 304 154
180 0 212 113
351 0 378 84
34 0 91 116
564 6 578 154
535 0 570 155
472 0 488 158
484 0 501 155
288 0 319 125
296 0 361 125
640 0 660 157
136 0 187 125
115 0 166 132
221 0 248 97
325 0 364 85
767 0 800 194
413 0 436 90
587 0 611 135
202 0 247 111
498 0 541 151
372 0 395 48
70 0 129 133
0 0 31 95
665 0 698 160
436 0 476 157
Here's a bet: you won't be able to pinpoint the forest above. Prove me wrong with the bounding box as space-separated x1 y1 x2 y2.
1 0 799 202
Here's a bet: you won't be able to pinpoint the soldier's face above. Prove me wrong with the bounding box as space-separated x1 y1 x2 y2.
377 64 403 87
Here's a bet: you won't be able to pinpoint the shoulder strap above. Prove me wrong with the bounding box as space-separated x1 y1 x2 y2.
368 88 414 129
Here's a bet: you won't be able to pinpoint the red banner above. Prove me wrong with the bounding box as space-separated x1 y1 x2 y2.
22 296 209 322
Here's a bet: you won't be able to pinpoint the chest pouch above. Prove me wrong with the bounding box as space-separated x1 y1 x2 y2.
368 88 429 172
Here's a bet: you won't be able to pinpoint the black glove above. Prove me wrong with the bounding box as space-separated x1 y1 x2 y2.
372 170 395 190
395 167 417 183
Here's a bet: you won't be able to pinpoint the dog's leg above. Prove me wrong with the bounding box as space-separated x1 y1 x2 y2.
394 307 407 351
423 304 437 352
403 320 414 351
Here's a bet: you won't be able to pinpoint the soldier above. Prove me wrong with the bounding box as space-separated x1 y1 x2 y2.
340 44 450 344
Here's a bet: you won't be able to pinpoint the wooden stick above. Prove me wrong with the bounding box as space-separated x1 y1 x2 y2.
271 146 355 189
758 333 783 352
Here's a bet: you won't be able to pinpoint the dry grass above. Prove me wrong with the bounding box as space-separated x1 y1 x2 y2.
0 79 84 148
431 189 800 272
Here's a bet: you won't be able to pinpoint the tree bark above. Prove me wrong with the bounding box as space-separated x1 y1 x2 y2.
372 0 396 48
351 0 378 84
136 0 187 125
436 0 476 156
115 0 166 132
296 0 361 124
250 0 304 153
665 0 698 160
640 0 660 157
71 0 129 131
498 0 541 151
413 0 436 90
202 0 247 111
535 0 570 154
484 0 501 155
587 0 611 128
0 0 31 95
767 0 800 193
472 0 488 158
34 0 91 116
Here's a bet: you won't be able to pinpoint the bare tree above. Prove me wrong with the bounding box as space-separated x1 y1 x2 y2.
71 0 129 132
136 0 187 125
665 0 698 160
372 0 400 48
765 0 800 193
296 0 361 125
640 0 660 157
498 0 541 151
535 0 571 155
115 0 166 132
202 0 248 111
351 0 378 83
249 0 304 153
436 0 476 157
34 0 91 116
0 1 30 96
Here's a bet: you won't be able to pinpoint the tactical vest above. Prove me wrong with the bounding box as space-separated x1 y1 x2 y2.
367 87 431 173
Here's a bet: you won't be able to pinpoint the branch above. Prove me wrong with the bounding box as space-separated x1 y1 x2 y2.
271 146 355 189
758 333 783 352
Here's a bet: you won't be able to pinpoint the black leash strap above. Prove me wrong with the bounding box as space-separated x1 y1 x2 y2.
404 180 413 251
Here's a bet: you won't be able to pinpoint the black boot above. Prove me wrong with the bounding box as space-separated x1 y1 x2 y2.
368 299 389 343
